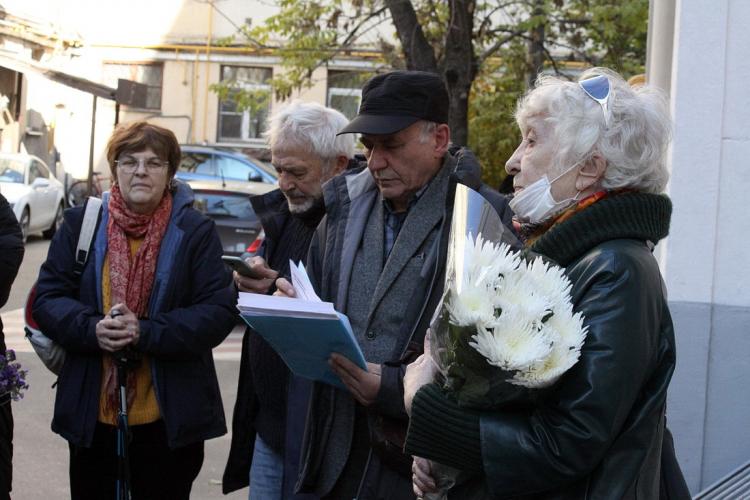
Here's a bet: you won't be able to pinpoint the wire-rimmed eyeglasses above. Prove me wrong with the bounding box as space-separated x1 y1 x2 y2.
578 75 611 128
115 157 169 173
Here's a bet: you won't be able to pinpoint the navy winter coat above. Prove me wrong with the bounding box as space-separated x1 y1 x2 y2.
33 182 237 448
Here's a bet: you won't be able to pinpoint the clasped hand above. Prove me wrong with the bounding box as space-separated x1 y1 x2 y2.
95 303 139 352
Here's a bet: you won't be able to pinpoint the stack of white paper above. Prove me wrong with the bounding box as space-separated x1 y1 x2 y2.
237 293 338 320
236 260 367 389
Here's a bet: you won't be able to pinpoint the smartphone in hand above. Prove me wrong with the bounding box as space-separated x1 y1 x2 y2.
222 255 255 278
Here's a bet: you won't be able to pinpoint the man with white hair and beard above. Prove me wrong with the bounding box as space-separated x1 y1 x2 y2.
222 101 357 499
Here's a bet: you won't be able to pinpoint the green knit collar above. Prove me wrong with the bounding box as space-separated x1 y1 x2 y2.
528 192 672 266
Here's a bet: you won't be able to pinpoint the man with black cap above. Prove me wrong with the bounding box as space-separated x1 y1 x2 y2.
276 70 512 499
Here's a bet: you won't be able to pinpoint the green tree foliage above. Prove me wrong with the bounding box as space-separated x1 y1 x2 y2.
560 0 649 76
210 82 271 117
468 43 528 191
217 0 648 184
469 0 649 187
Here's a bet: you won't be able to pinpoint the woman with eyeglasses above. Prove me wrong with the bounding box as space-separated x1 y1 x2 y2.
403 68 685 498
33 121 237 498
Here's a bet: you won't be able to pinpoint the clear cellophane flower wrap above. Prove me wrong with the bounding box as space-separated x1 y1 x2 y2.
422 185 588 499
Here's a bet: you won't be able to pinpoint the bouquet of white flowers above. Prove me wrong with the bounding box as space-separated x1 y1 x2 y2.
431 233 588 407
421 185 588 499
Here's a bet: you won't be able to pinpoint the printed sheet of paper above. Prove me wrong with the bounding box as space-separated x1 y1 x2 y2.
290 260 321 302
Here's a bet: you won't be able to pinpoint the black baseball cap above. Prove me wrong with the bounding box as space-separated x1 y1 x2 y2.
337 70 450 136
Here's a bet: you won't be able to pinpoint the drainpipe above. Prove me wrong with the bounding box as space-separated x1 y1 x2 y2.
646 0 676 94
191 49 200 143
87 95 97 196
202 4 214 142
645 0 675 271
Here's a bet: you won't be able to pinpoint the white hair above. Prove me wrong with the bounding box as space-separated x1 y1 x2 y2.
266 100 356 172
419 121 438 143
515 67 672 193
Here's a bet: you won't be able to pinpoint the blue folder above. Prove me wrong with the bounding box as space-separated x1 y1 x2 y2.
240 311 367 390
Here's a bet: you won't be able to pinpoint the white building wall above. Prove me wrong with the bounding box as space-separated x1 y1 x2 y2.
21 72 116 180
657 0 750 493
712 0 750 308
665 0 727 304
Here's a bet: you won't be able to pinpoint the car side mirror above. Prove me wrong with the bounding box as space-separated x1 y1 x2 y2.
31 177 50 188
248 172 262 182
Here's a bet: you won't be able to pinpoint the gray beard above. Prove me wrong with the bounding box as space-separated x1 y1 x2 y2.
287 196 316 214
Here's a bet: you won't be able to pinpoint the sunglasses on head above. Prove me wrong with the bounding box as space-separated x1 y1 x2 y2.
578 75 611 127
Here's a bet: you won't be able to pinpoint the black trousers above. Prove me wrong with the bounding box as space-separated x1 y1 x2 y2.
0 399 12 500
69 420 204 500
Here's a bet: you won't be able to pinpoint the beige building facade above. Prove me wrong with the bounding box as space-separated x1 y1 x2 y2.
1 0 376 180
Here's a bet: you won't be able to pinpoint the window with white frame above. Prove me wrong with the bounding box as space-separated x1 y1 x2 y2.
218 66 272 142
327 70 366 121
102 63 163 110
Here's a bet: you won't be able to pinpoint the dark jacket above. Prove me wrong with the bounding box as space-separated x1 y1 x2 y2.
406 192 677 499
0 193 24 494
222 188 325 495
297 149 514 499
0 193 24 353
33 182 237 449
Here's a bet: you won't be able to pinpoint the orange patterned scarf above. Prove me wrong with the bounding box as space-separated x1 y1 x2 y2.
102 184 172 414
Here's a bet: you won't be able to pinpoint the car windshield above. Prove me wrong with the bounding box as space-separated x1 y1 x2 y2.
0 158 26 184
193 192 255 219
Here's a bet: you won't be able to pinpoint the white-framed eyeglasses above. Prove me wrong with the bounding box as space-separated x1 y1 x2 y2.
578 75 611 128
115 157 168 173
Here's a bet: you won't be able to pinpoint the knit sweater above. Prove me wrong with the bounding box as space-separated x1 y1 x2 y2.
404 192 672 472
98 237 160 426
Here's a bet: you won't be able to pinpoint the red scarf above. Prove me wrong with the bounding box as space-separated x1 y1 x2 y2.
107 184 172 315
102 183 172 415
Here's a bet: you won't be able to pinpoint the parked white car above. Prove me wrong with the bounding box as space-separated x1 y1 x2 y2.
0 153 65 242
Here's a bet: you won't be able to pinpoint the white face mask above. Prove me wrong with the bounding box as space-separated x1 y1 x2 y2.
509 163 581 224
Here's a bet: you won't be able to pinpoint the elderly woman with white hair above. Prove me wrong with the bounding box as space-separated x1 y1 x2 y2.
403 68 680 499
222 100 357 498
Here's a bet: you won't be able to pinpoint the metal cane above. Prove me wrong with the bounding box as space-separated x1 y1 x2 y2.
110 309 142 500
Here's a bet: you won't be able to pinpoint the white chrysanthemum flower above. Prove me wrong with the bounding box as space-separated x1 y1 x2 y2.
493 268 551 324
445 280 495 327
524 257 574 313
545 308 588 351
510 336 583 388
464 234 520 285
470 313 552 371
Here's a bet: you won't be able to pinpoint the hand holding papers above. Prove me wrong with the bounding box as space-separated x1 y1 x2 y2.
237 261 367 390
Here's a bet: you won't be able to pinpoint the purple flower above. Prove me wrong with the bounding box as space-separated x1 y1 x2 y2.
0 350 29 403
